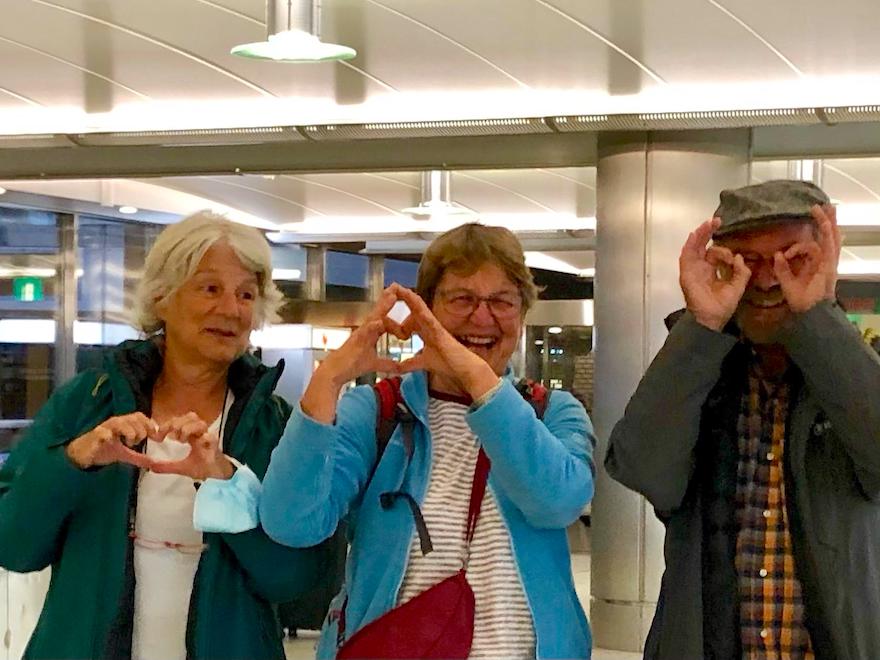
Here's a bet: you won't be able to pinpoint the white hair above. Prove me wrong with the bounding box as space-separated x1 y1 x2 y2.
133 211 284 334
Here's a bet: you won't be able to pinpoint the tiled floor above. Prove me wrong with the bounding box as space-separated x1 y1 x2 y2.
283 551 642 660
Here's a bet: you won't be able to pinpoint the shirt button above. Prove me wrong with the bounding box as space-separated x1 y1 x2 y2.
763 509 772 519
759 568 768 577
760 629 769 639
766 452 775 461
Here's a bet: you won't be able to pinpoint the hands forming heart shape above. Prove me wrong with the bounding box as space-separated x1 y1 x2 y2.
317 283 494 395
65 411 232 480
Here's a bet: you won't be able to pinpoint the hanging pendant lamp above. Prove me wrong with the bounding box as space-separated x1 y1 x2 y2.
401 171 476 218
231 0 356 63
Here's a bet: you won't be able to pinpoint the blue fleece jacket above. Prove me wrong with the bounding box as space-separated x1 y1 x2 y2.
260 371 595 659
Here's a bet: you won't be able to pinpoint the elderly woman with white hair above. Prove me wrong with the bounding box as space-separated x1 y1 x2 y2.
0 212 328 660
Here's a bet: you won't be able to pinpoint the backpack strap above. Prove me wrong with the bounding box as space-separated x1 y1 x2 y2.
371 377 432 555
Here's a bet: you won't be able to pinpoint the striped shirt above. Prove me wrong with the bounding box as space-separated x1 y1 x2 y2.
735 362 813 659
397 393 536 659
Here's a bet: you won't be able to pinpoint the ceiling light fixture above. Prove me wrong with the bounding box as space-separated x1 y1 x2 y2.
0 186 6 195
401 170 476 219
118 205 138 214
231 0 356 63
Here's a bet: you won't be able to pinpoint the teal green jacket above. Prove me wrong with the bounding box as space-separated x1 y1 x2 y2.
0 339 328 660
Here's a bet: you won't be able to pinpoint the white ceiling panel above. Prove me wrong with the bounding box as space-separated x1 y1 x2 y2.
709 0 880 77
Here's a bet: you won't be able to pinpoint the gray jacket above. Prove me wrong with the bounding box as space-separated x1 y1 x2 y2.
605 301 880 660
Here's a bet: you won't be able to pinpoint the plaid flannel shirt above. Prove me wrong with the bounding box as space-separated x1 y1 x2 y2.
734 360 814 659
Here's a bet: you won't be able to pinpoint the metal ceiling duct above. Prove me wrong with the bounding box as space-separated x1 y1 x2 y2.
231 0 356 63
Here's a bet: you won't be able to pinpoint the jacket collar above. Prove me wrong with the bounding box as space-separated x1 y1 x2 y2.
399 364 516 428
102 337 280 418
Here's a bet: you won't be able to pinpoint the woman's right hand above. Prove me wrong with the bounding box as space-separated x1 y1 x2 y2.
302 286 408 423
65 412 157 470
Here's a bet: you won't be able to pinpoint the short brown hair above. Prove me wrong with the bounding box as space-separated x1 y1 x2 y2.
416 223 539 313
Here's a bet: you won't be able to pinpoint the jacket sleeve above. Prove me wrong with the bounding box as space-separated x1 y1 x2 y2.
604 313 737 513
466 381 595 529
779 300 880 501
0 374 100 573
209 395 342 603
260 385 377 548
217 525 333 603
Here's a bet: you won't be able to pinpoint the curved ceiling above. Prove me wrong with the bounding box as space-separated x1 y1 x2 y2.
2 0 880 134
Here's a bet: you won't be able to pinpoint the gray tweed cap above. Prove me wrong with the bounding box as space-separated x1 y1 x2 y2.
712 179 830 238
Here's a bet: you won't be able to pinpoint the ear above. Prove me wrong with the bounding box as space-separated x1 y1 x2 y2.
153 293 171 324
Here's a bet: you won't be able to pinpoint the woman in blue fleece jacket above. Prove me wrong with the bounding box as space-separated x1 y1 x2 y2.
261 223 595 659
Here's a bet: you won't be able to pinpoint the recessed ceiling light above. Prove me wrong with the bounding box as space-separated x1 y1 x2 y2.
548 326 563 334
118 206 138 214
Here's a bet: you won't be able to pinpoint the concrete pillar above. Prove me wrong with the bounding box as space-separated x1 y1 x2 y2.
590 130 750 651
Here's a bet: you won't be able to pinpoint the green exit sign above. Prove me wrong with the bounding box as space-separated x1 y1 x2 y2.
13 277 43 302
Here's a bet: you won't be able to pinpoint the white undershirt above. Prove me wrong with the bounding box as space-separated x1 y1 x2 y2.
397 397 536 659
131 394 233 660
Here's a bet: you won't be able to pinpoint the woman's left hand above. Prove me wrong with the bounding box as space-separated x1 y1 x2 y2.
149 412 234 480
393 285 499 399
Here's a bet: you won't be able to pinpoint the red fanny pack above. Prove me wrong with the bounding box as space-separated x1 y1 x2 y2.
336 448 491 660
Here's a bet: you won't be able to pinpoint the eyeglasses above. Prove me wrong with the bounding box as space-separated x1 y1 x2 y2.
437 290 522 319
736 252 808 274
129 530 208 555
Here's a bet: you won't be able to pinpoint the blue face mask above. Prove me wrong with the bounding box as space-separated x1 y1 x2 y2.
193 464 261 534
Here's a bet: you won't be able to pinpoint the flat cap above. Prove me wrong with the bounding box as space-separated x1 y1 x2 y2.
712 179 830 238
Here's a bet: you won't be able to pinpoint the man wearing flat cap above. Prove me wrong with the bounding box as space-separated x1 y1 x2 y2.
606 179 880 659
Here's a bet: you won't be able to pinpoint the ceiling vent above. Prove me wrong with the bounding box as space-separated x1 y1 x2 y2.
231 0 356 63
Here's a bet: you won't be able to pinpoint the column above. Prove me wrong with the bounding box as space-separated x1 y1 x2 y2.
590 130 750 651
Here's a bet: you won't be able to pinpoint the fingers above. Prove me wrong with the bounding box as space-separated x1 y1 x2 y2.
682 218 720 262
382 315 410 341
372 358 402 375
773 251 797 290
156 412 209 444
147 457 191 476
367 285 404 323
729 254 751 294
113 444 155 470
706 246 736 280
397 353 426 374
104 413 155 446
394 286 444 341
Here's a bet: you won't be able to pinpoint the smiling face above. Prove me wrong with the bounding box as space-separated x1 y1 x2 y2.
156 241 258 366
716 221 815 344
430 261 523 376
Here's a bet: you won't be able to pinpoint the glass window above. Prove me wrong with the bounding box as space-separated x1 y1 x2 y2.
0 207 61 452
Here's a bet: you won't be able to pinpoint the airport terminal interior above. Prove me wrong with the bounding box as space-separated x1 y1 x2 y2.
2 1 880 658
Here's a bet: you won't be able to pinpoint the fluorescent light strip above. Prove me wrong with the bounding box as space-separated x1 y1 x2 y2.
524 252 593 277
835 204 880 227
271 268 303 280
279 214 596 235
0 320 321 348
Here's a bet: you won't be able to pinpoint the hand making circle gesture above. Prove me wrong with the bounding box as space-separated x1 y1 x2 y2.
773 204 841 313
679 218 752 331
